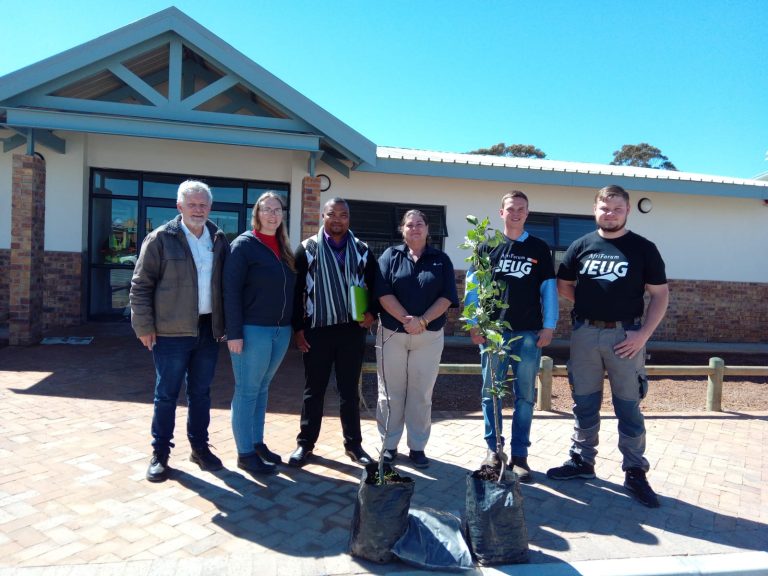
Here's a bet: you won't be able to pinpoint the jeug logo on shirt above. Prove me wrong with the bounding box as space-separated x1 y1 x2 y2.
495 256 536 279
579 257 628 282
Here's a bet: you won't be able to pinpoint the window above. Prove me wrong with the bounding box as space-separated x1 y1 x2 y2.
88 168 289 318
345 200 448 257
527 213 595 268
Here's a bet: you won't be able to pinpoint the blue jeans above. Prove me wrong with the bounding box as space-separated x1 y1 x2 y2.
230 325 291 455
151 316 220 453
481 330 541 457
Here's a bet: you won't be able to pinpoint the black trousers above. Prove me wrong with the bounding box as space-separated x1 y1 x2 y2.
297 322 366 449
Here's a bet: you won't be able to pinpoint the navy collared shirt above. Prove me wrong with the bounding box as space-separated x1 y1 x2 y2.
375 244 459 332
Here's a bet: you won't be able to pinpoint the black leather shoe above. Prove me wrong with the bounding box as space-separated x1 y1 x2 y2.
408 450 430 469
190 445 223 471
381 448 398 464
624 468 660 508
480 448 505 469
288 445 313 467
238 453 277 475
254 443 282 464
146 451 170 483
345 445 372 465
511 456 533 483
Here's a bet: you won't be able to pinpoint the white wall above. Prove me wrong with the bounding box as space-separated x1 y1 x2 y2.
0 131 88 252
634 192 767 282
5 133 766 284
331 171 768 283
45 133 88 251
2 133 307 253
86 134 298 183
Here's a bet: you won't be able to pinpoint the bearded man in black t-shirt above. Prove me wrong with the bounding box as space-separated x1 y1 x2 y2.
546 185 669 508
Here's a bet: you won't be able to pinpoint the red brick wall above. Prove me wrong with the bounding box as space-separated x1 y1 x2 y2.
43 251 85 330
301 176 321 241
447 270 768 344
9 154 46 345
0 249 8 323
443 269 466 336
657 279 768 343
1 248 84 333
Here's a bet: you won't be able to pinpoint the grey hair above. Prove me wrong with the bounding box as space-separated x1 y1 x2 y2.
177 180 213 204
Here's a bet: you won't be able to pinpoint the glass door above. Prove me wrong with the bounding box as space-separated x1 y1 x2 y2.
88 168 289 319
145 205 179 236
146 206 241 242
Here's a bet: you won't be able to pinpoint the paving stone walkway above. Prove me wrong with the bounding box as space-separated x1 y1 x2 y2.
0 322 766 575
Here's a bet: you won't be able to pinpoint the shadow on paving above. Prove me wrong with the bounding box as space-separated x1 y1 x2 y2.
521 476 767 561
156 452 767 568
1 321 239 408
170 454 479 562
0 321 489 416
0 321 304 412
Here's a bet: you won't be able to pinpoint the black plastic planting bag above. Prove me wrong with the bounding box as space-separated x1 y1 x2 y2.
349 463 415 563
464 471 529 565
392 508 474 571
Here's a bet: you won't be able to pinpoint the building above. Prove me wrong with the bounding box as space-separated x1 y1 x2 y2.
2 8 767 345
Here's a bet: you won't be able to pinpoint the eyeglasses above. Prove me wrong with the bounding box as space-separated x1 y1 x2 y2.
260 207 283 216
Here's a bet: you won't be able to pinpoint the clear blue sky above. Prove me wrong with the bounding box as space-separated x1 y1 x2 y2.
3 1 766 179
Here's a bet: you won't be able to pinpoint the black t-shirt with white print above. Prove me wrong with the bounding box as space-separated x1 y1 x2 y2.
479 234 555 330
557 230 666 321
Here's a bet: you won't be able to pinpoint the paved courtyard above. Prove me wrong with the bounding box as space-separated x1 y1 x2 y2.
0 322 766 574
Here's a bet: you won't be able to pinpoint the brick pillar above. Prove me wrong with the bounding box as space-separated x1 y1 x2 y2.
9 154 46 345
301 175 321 241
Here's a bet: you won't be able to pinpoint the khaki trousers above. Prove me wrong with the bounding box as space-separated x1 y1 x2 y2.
376 326 444 451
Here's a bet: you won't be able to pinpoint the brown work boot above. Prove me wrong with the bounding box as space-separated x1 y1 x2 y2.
511 456 533 483
480 448 507 468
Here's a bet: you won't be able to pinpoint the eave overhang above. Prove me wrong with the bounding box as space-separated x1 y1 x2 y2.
3 107 320 151
359 148 768 200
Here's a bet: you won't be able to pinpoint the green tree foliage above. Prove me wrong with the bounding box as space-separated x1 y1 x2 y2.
468 143 546 159
460 215 519 482
610 143 678 170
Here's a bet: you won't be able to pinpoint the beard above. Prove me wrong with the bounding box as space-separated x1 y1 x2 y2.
596 217 627 233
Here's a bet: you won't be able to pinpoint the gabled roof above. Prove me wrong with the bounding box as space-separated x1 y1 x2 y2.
0 7 376 168
360 147 768 200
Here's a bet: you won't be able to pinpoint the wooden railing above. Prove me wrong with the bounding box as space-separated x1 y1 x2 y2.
362 357 768 412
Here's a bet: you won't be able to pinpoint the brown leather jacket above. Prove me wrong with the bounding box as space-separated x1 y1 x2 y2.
130 215 228 339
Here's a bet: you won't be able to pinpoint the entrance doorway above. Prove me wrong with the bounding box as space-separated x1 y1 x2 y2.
88 168 289 319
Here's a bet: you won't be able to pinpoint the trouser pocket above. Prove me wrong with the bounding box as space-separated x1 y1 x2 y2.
638 373 648 400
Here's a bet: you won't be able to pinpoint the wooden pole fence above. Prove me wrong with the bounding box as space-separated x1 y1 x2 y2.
360 356 768 413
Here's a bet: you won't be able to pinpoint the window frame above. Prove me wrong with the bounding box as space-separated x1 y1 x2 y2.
87 168 290 319
344 199 448 258
526 212 596 268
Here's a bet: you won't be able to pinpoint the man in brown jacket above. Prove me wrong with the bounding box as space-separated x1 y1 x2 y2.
130 180 228 482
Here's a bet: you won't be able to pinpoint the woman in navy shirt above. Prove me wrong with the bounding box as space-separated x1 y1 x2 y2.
375 209 459 468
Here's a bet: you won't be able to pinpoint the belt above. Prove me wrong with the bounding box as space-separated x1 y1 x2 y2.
581 318 639 329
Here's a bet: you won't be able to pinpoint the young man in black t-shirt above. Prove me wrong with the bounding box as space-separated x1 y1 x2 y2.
467 191 558 482
547 185 669 508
